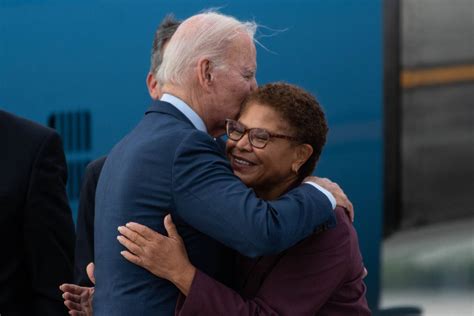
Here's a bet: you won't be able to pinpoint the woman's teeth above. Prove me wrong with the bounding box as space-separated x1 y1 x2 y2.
235 158 251 166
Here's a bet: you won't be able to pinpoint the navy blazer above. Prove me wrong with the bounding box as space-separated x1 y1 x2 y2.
93 101 335 315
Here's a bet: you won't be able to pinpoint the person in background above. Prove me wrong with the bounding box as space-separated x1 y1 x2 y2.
0 110 75 315
73 14 181 286
118 83 371 315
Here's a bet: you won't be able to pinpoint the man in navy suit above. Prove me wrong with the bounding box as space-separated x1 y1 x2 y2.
73 14 181 287
92 11 349 315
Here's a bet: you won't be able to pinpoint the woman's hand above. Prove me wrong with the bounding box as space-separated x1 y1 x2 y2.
60 262 95 316
59 283 93 316
117 214 196 295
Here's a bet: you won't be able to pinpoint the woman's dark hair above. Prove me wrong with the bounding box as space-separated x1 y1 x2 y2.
242 82 328 182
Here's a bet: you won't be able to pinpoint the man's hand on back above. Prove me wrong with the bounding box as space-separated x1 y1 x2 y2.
305 176 354 222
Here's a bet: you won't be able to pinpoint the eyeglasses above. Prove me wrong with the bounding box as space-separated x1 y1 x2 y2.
225 119 298 149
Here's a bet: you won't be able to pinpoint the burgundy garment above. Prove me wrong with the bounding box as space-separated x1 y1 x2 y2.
176 207 371 316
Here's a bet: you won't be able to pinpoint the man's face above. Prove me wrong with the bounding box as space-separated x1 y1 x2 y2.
206 33 257 135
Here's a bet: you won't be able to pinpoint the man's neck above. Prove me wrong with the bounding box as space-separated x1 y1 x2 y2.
161 85 221 137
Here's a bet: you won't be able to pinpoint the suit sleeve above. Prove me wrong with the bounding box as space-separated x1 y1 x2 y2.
176 217 353 316
74 158 104 286
23 131 76 315
172 131 336 258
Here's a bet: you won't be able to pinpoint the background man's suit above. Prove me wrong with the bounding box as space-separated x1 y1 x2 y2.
0 110 75 315
93 99 335 315
74 156 106 286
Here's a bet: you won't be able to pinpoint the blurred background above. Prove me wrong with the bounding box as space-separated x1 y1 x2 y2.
382 0 473 315
0 0 472 315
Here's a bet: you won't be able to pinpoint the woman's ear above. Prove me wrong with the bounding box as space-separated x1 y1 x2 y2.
197 58 213 91
292 144 313 174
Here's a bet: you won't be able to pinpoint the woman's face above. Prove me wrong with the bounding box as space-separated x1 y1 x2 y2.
226 102 306 198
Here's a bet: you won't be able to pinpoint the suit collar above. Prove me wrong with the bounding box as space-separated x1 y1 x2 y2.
145 100 194 128
160 94 207 133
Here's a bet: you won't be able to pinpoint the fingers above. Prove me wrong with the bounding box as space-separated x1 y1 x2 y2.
164 214 180 239
64 298 84 312
86 262 96 285
337 201 354 222
337 193 354 222
60 284 89 296
120 250 144 267
117 234 143 255
125 222 160 241
347 201 354 222
117 225 147 245
62 291 81 303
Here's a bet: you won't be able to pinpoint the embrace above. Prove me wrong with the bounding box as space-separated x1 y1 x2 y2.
61 11 370 316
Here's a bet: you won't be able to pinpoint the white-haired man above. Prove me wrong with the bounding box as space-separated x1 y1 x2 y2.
92 11 349 315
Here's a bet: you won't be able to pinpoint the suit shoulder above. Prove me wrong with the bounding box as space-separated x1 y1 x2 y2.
86 156 107 174
178 129 222 149
0 110 58 143
173 129 226 163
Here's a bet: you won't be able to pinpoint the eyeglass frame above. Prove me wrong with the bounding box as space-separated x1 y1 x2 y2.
225 118 299 149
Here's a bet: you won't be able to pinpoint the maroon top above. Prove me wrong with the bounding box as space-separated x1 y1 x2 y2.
175 207 371 315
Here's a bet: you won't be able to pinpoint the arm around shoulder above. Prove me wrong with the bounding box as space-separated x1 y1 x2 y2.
171 131 336 257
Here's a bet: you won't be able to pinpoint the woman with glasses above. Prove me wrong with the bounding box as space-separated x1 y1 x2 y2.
119 82 370 315
65 83 370 315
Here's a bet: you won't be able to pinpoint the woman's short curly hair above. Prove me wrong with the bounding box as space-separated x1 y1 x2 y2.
241 82 328 182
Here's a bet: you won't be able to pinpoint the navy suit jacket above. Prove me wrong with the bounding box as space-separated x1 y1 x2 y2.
93 100 335 315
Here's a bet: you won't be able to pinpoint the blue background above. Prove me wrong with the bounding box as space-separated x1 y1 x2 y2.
0 0 383 310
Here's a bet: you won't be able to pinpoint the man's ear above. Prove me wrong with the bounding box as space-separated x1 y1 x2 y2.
146 72 161 100
292 144 313 174
197 58 213 91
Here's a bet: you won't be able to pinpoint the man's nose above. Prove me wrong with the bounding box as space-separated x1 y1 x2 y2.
250 78 257 92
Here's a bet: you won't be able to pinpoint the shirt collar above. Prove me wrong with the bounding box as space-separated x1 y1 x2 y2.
160 93 207 133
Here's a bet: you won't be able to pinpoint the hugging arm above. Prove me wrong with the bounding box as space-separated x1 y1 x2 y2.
118 213 355 316
172 131 336 257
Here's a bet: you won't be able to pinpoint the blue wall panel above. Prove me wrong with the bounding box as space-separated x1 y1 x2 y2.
1 0 382 310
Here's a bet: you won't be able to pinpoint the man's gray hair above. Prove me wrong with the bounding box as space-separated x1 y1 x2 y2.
156 11 257 86
150 14 181 74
